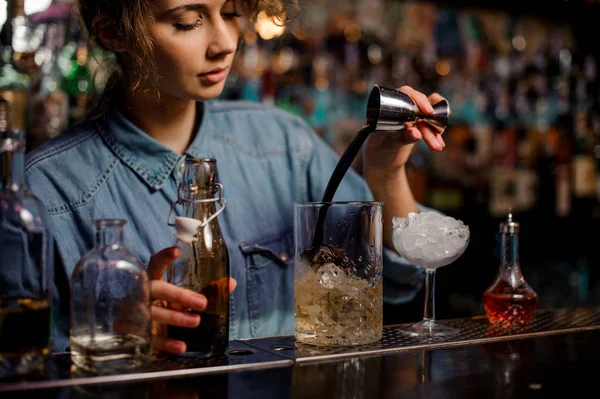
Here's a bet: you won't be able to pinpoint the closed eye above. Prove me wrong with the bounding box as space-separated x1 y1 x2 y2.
173 19 203 31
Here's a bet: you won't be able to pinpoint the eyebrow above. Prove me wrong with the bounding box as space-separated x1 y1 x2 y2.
164 1 231 15
165 4 208 15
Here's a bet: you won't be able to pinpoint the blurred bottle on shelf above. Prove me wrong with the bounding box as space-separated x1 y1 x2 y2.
0 0 40 76
27 22 69 151
63 39 95 127
0 0 36 132
572 110 597 200
0 0 598 222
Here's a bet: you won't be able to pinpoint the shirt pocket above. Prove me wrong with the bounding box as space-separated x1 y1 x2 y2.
240 231 294 337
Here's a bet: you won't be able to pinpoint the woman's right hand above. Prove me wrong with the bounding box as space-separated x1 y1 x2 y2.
147 246 207 354
147 246 237 354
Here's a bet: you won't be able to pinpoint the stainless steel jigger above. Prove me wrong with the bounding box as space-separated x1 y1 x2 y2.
366 85 449 133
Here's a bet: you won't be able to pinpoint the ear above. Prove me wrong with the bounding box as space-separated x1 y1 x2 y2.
92 13 127 53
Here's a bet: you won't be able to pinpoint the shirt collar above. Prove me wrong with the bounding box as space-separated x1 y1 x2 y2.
95 102 217 190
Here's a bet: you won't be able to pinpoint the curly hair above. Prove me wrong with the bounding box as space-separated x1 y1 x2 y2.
76 0 297 95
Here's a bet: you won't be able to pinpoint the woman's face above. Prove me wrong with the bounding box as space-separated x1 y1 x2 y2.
149 0 241 102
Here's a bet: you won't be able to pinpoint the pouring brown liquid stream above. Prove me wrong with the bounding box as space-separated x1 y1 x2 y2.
309 122 376 249
301 85 449 268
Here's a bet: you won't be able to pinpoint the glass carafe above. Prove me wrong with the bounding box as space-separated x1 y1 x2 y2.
483 212 538 327
70 219 151 373
167 158 230 358
0 99 54 378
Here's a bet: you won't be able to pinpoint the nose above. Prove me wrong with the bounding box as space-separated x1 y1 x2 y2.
206 18 238 59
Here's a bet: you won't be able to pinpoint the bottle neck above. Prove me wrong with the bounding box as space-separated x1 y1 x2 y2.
501 232 519 268
95 224 124 248
180 158 222 224
0 141 25 191
184 190 219 222
7 0 26 19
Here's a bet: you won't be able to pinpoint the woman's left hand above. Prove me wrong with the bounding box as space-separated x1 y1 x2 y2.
362 86 448 180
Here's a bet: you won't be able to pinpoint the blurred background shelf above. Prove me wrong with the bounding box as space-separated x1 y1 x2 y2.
2 0 599 323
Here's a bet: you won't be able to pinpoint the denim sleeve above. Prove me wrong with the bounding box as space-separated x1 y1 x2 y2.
304 125 436 305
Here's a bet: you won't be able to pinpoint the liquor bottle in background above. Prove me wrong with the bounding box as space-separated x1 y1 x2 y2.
0 0 38 75
571 110 597 206
70 219 151 373
63 39 95 127
27 23 69 151
482 211 538 327
167 158 230 358
0 98 54 378
551 113 573 218
0 47 30 133
0 0 35 133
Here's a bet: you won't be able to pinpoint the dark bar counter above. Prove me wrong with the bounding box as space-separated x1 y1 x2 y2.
1 307 599 398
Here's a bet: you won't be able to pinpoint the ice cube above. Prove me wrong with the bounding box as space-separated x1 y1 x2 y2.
400 232 419 252
300 244 357 275
427 226 445 239
417 211 445 227
392 215 410 229
317 263 344 289
305 304 321 323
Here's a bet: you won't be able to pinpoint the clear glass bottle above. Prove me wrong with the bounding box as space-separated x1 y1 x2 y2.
483 211 538 327
70 219 151 373
0 98 54 377
167 158 230 358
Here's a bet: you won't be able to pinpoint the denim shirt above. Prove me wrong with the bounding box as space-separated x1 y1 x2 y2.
24 100 426 352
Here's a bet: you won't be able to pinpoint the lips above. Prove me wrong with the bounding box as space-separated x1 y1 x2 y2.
199 67 229 83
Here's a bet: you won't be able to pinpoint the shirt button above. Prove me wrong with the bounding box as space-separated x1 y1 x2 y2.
179 163 185 173
280 252 289 261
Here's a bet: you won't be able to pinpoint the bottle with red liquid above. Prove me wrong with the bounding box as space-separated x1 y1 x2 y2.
483 211 538 327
